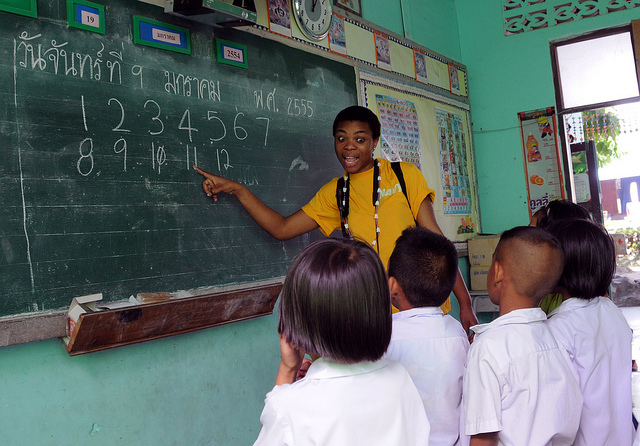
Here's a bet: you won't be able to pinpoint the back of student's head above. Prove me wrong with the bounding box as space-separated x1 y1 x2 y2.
494 226 564 303
534 199 591 228
278 237 391 364
388 226 458 307
545 218 615 300
333 105 381 140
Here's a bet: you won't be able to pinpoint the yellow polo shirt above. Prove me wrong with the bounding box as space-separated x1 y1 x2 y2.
302 159 450 313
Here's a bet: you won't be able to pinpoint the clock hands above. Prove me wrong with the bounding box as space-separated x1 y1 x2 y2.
311 0 318 13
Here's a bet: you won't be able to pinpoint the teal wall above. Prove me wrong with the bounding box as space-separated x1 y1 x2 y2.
362 0 461 60
0 312 279 445
455 0 640 233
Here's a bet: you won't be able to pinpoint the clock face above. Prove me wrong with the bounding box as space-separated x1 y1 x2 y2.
293 0 333 41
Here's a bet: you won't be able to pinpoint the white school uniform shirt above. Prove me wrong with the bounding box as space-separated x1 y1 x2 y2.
384 307 469 446
253 357 430 446
463 308 582 446
547 296 634 446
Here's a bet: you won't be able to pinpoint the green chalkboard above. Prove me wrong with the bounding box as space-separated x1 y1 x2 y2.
0 0 357 317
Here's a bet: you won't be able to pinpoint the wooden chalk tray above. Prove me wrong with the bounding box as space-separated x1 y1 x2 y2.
64 281 282 356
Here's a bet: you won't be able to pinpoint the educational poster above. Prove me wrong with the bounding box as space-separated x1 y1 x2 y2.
374 31 391 71
328 14 347 56
564 112 585 144
376 94 422 168
413 48 427 84
435 108 472 214
519 108 565 217
448 63 460 96
267 0 292 37
360 71 479 240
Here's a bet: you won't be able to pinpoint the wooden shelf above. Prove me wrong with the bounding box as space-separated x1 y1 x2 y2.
64 281 282 356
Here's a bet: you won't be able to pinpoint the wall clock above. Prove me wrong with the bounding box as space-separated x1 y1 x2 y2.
292 0 333 41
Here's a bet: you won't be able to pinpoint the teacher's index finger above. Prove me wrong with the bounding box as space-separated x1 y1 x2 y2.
193 165 215 179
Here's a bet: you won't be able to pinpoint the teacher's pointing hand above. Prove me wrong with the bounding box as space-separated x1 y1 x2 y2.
194 165 241 202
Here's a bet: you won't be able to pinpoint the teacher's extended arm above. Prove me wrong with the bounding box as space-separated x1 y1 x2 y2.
194 166 319 240
416 197 478 336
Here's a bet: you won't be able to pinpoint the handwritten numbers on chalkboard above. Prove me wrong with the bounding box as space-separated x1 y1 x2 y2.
144 100 165 136
77 138 95 177
151 142 167 174
113 138 128 172
286 98 314 118
178 109 198 143
256 117 270 146
108 98 132 133
216 149 232 173
233 109 249 141
206 111 227 142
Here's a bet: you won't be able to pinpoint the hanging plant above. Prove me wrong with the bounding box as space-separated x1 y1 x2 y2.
582 109 623 167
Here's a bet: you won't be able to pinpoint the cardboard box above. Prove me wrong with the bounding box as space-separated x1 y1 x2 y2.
467 235 500 267
470 266 490 291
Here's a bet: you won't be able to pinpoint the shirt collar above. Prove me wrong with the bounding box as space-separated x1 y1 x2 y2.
305 357 390 380
470 307 547 335
547 296 595 317
392 306 444 321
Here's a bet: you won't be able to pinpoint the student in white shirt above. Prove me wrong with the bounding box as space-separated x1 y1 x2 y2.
384 226 469 446
545 218 634 446
253 238 430 446
463 226 582 446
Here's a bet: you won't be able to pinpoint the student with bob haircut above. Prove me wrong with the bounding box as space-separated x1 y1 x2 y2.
529 199 591 228
545 218 633 446
384 226 469 446
253 237 430 446
529 199 592 314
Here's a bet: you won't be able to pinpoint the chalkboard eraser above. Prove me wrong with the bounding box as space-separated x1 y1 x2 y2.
67 293 103 338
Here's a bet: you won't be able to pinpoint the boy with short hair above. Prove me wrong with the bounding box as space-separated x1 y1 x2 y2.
384 226 470 446
463 226 582 446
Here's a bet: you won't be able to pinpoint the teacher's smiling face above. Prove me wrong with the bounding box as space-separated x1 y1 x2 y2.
334 120 380 174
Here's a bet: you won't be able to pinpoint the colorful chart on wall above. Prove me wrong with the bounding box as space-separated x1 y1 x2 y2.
375 94 422 168
519 107 565 217
435 108 473 215
360 71 479 240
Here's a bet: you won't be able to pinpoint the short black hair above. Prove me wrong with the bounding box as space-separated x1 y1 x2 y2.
388 227 458 307
545 218 616 299
278 238 391 363
535 199 591 229
495 226 564 303
332 105 381 140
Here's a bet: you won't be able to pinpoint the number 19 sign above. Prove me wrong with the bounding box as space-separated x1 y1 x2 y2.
67 0 105 34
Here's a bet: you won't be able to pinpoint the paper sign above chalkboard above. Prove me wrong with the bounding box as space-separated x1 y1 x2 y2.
67 0 105 34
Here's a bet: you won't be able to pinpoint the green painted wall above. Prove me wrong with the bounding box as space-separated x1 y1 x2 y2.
0 313 280 445
362 0 461 60
455 1 640 233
